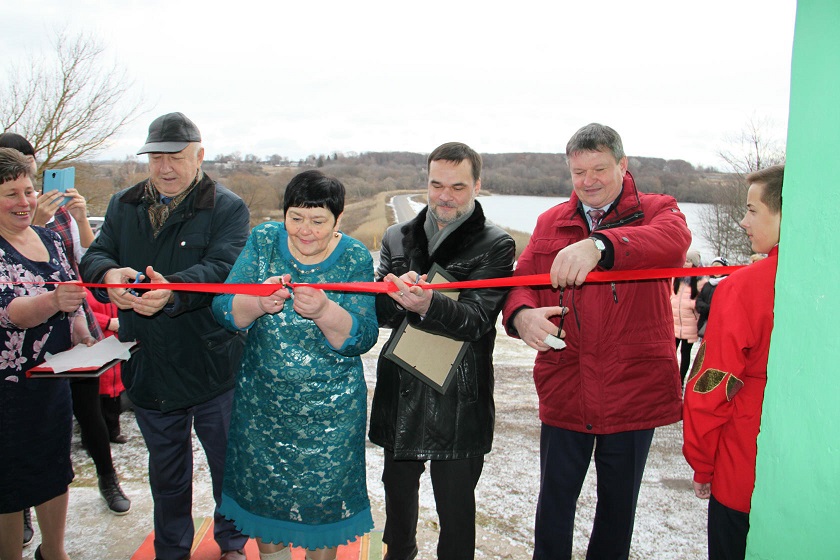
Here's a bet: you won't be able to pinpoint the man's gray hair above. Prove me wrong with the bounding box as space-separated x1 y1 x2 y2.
565 123 626 162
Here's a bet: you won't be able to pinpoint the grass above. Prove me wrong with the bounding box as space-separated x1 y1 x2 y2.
343 190 423 250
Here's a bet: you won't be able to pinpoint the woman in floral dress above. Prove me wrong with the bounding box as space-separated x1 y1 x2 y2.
0 148 94 560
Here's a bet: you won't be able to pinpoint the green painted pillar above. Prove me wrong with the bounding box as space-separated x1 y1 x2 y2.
747 1 840 558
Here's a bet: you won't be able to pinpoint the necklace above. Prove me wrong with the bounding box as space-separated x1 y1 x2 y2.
288 258 323 275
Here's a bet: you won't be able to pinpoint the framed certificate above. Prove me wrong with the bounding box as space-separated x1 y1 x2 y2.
382 264 469 394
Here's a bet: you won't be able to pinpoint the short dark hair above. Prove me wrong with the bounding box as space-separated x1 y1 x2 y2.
0 147 33 185
0 132 36 156
565 123 625 162
746 164 784 214
427 142 482 183
283 169 345 219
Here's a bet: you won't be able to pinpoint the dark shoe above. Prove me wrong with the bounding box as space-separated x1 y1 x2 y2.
220 550 246 560
98 472 131 515
23 507 34 547
110 433 128 444
384 546 418 560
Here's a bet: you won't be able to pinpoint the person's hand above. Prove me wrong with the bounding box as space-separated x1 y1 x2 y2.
385 271 432 316
32 189 64 226
53 281 87 313
108 317 119 332
549 238 601 288
104 267 142 310
257 275 292 315
512 306 567 351
292 285 330 319
134 266 173 316
75 335 98 347
63 188 88 222
693 481 711 500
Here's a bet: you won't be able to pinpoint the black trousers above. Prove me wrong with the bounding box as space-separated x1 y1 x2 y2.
708 494 749 560
70 377 115 477
533 424 655 560
100 394 123 439
676 338 694 383
133 389 246 560
381 450 484 560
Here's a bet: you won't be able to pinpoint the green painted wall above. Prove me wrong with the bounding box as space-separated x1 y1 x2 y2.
747 1 840 558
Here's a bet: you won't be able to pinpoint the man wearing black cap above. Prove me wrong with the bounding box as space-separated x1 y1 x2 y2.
80 112 250 560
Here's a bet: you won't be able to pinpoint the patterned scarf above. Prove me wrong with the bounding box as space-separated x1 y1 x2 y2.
144 171 202 237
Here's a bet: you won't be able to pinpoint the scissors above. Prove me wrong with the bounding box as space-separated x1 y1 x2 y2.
127 272 145 296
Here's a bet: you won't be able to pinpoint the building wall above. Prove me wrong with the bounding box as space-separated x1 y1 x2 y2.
747 1 840 558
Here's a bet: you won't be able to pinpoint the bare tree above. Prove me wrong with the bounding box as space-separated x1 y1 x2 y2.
0 30 144 171
700 116 786 263
717 115 786 175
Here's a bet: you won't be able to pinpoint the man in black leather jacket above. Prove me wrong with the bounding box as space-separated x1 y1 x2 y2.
369 142 515 560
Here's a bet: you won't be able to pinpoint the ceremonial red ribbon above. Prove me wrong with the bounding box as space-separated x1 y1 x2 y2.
32 265 742 295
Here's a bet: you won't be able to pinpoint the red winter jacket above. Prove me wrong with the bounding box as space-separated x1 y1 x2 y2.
502 172 691 434
682 246 778 513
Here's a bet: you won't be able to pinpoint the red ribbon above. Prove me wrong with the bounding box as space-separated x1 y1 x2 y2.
30 265 742 295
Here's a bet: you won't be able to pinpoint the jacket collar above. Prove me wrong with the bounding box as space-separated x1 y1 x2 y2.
562 171 642 226
402 200 488 272
120 172 217 210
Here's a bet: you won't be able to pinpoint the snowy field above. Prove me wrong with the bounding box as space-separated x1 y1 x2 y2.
50 323 706 560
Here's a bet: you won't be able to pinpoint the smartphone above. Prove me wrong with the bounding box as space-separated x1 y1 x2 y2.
42 167 75 207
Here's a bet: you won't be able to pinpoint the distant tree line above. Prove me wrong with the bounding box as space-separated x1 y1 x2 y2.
312 151 730 204
76 149 733 220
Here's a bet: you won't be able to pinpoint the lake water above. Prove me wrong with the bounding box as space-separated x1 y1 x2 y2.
478 195 717 263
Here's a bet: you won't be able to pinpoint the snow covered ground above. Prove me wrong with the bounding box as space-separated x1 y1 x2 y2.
362 321 708 559
43 322 706 559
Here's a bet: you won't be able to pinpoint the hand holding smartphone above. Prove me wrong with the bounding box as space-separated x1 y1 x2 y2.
42 167 75 207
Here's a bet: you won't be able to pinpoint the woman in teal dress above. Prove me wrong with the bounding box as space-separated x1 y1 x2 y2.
211 170 378 560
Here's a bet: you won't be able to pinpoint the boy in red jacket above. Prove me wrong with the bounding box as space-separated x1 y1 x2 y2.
683 164 784 560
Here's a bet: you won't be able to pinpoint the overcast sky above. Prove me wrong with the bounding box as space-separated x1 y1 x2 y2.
2 0 796 169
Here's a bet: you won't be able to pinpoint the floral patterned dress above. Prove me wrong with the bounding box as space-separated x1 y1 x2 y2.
0 227 77 512
211 222 378 550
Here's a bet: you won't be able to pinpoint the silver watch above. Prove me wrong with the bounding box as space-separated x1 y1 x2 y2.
590 237 606 256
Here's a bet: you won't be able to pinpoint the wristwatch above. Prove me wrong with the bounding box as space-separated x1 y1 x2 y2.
590 236 606 258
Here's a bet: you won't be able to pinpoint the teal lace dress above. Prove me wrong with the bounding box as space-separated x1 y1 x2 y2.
211 222 378 550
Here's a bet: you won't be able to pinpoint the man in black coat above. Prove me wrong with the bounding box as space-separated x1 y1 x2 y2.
369 142 516 560
80 113 250 560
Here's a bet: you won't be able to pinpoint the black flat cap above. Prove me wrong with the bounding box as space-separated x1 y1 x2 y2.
137 112 201 154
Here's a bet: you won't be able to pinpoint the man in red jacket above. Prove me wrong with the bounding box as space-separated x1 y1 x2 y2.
683 164 784 560
502 123 691 559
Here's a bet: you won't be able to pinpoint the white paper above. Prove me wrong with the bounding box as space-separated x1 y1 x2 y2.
42 336 137 373
543 333 566 350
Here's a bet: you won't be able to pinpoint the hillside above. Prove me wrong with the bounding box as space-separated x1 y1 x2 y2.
65 151 734 251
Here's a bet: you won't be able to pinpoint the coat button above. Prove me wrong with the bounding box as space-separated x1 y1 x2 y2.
180 241 186 247
586 424 593 430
